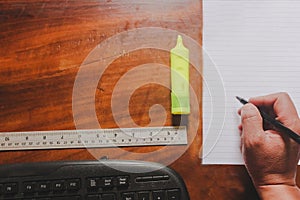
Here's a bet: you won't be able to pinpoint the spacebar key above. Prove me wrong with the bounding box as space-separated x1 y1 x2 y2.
52 196 81 200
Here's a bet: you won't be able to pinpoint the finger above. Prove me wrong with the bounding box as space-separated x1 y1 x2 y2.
238 124 242 133
241 103 265 144
238 124 243 150
240 137 244 153
237 108 242 116
249 92 299 125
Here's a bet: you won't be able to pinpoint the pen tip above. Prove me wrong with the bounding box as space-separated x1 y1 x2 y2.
236 96 241 101
235 96 249 105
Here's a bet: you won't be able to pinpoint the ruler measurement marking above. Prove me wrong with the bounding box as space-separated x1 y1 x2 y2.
0 126 187 151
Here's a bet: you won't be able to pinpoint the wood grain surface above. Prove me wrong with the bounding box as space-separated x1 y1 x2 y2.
2 1 296 199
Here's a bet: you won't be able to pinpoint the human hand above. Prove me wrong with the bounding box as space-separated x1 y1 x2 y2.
238 93 300 199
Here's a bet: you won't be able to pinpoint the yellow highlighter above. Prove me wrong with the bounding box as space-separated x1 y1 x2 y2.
171 35 190 115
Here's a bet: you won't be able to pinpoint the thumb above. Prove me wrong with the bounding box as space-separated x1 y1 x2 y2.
241 103 264 141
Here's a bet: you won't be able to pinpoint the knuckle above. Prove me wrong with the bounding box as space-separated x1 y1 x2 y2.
244 135 264 148
241 105 261 122
242 114 259 123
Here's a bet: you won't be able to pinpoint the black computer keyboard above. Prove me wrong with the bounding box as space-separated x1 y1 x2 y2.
0 159 189 200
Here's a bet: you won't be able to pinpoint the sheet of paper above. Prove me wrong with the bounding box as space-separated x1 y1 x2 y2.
202 0 300 164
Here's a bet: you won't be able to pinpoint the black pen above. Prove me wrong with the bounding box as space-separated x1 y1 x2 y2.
236 96 300 144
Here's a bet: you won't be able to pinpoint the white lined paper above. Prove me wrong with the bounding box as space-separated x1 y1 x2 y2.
203 0 300 164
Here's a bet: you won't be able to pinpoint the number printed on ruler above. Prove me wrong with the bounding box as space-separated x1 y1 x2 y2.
0 126 188 151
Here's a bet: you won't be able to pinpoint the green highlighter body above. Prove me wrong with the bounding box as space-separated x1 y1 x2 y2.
171 35 190 115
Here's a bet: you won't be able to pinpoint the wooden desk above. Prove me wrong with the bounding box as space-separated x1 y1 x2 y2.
2 1 298 199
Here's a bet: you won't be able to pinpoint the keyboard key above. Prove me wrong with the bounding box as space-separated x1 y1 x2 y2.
167 189 180 200
87 178 99 190
87 194 100 200
23 182 36 193
102 193 116 200
4 183 18 194
116 176 129 188
122 192 135 200
152 175 164 181
152 175 170 181
152 190 166 200
66 179 80 191
53 180 65 192
37 182 51 193
135 176 153 182
100 177 114 189
138 191 150 200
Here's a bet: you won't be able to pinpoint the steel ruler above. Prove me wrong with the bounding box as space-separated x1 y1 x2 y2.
0 126 187 151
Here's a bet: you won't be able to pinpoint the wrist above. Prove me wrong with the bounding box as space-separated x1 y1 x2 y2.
257 184 300 200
